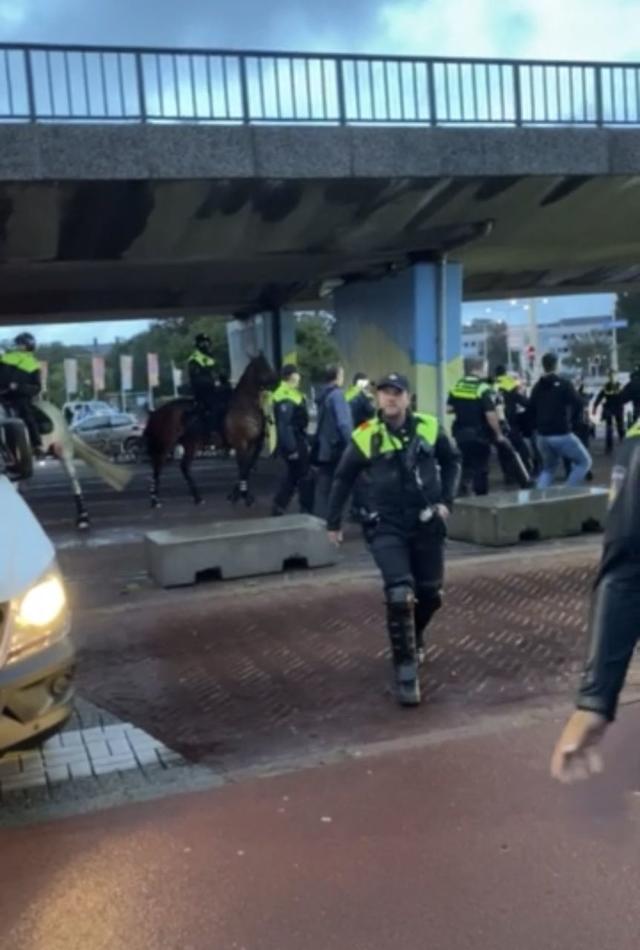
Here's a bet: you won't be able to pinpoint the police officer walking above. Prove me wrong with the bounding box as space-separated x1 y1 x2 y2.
271 364 314 517
493 365 534 477
551 417 640 781
448 357 508 496
0 332 44 455
326 372 461 707
594 371 624 453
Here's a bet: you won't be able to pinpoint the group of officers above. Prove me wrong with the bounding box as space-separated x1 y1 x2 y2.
2 329 639 775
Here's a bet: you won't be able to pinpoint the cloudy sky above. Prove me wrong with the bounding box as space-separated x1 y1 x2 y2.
1 0 637 344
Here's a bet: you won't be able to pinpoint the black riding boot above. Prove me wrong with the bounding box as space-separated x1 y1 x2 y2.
414 588 442 666
386 585 420 706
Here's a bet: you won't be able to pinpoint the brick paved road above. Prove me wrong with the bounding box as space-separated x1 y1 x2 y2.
75 548 600 772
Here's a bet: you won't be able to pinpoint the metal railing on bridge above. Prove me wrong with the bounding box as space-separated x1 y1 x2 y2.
1 42 639 127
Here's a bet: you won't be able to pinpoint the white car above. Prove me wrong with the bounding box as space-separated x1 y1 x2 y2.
0 420 75 750
63 400 115 427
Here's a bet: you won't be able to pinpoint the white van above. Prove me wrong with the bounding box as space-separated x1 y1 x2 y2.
0 418 75 750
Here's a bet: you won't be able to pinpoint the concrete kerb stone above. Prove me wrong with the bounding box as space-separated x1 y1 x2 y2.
448 486 609 547
144 513 339 588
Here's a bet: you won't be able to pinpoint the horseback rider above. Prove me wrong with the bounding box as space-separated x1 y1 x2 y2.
187 333 221 437
0 332 44 456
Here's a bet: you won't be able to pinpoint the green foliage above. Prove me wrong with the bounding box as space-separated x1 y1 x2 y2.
295 315 340 384
563 333 611 374
616 292 640 370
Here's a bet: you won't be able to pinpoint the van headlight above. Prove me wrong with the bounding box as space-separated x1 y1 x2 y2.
6 566 70 664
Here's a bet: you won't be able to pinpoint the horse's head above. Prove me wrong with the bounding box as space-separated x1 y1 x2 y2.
242 353 279 392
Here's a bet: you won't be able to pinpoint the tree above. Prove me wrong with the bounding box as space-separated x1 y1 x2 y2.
616 292 640 370
295 315 340 384
486 322 509 370
563 333 611 376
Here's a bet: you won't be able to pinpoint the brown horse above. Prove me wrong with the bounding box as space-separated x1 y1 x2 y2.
144 354 277 508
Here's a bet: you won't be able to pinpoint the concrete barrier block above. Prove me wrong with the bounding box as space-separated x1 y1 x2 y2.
448 486 609 547
145 514 338 587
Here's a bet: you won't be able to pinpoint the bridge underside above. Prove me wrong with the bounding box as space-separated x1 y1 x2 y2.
0 126 639 322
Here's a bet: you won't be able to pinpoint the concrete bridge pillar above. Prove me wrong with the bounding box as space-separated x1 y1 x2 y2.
333 261 463 418
226 310 297 383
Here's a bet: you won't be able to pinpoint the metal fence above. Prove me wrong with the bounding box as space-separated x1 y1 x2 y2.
0 43 639 126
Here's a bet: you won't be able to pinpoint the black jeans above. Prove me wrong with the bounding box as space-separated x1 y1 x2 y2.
4 396 42 449
456 436 491 496
272 451 315 515
367 519 445 644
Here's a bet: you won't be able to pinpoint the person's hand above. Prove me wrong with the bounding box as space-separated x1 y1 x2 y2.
9 381 18 391
328 530 343 546
550 709 609 783
435 504 450 521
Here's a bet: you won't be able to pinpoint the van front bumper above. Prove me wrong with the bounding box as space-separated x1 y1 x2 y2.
0 637 75 752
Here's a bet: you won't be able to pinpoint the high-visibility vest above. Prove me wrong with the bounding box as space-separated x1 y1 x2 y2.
272 381 305 406
352 413 438 458
0 350 40 373
449 376 491 401
188 350 216 369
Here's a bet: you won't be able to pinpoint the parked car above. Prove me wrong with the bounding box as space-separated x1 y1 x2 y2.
0 416 75 752
63 400 115 427
71 412 144 459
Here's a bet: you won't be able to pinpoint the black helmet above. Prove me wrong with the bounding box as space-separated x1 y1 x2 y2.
15 332 36 351
195 333 212 351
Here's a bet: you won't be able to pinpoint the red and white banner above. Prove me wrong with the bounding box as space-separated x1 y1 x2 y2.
63 358 78 397
91 356 105 393
147 352 159 389
120 354 133 392
40 360 48 392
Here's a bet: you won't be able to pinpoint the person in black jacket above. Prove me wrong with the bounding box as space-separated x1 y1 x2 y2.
271 364 314 516
594 371 624 453
551 419 640 782
529 353 592 488
619 366 640 424
326 372 461 707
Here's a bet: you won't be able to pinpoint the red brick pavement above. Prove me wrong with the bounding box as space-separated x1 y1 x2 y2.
76 549 600 771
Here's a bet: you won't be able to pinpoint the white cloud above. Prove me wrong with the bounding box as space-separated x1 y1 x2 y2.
378 0 640 61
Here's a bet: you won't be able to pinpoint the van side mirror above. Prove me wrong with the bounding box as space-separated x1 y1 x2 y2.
0 419 33 481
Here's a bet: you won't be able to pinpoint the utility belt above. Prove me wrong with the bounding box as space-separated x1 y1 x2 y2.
359 503 436 528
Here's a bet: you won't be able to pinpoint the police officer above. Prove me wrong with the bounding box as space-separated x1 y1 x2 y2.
187 334 219 435
448 357 507 496
594 371 624 453
619 365 640 424
0 332 43 454
551 418 640 782
326 372 461 707
271 364 314 516
493 365 534 476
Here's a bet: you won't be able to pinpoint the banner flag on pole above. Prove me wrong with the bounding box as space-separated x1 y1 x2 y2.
40 360 48 392
63 358 78 397
147 352 159 389
120 354 133 392
91 356 105 393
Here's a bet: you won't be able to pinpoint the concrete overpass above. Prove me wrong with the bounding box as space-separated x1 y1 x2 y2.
1 43 640 410
0 43 639 322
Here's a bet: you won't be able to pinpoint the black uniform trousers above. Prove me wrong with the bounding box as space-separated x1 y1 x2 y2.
3 395 42 449
604 411 625 453
455 434 491 496
367 518 445 645
272 447 315 515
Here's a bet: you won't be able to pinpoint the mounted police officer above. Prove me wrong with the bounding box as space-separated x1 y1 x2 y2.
551 417 640 781
326 372 461 707
0 332 44 455
187 333 221 437
271 364 314 516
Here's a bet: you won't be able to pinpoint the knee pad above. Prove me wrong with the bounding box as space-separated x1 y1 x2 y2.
386 584 415 615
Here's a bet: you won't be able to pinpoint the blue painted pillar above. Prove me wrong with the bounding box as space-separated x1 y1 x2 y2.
333 262 463 418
